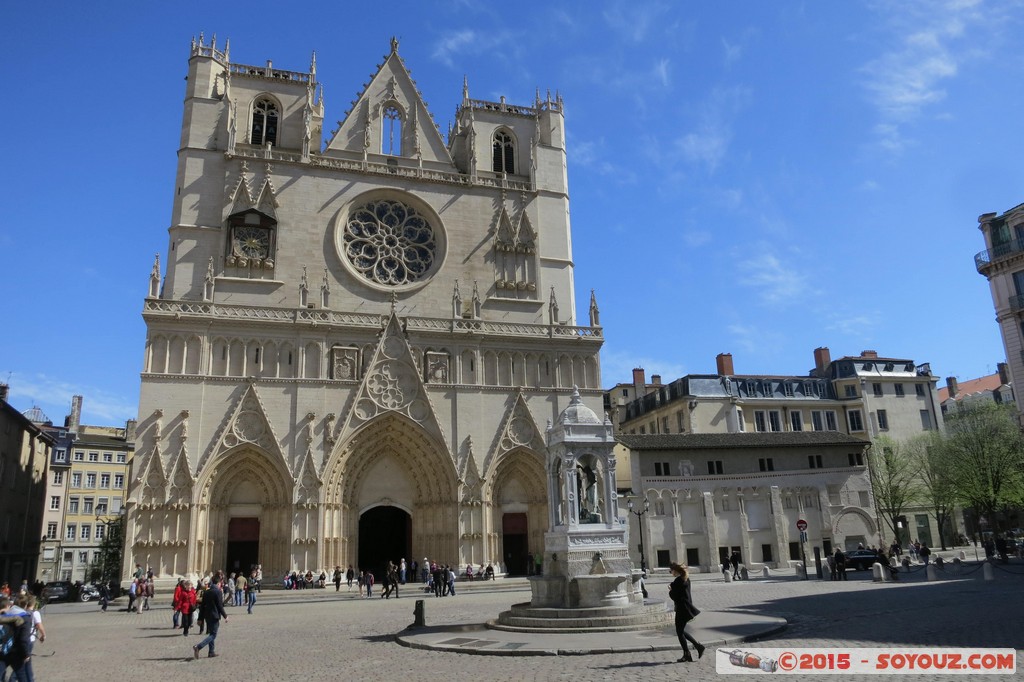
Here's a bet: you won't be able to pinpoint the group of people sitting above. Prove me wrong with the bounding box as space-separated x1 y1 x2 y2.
462 563 495 581
282 570 326 589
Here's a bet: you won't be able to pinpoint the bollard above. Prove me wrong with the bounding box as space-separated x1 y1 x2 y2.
740 566 749 581
413 599 425 627
723 570 733 583
872 562 887 582
795 564 805 579
762 566 771 579
983 562 994 581
926 564 937 581
959 550 967 561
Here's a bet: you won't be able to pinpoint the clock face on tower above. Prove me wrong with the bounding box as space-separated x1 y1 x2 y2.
233 226 271 259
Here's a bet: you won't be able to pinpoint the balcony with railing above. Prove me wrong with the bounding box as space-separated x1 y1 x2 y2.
1009 293 1024 311
975 240 1024 273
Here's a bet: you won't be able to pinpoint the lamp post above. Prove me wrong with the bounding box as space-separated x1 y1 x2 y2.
627 497 651 572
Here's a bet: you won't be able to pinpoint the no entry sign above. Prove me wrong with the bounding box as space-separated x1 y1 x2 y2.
796 519 808 531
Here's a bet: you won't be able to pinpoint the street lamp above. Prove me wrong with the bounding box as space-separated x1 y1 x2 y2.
627 497 651 571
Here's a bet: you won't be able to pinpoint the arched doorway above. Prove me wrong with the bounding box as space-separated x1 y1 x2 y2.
358 505 411 582
502 513 528 575
227 517 260 575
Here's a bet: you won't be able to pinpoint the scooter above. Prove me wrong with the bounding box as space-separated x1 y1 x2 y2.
79 583 101 602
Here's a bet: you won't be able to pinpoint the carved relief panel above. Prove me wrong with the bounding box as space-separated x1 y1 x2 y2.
331 346 361 380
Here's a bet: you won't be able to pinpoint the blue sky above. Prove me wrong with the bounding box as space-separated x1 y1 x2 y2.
1 0 1019 425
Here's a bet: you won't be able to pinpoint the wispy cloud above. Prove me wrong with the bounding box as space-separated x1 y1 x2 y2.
727 323 787 357
736 248 811 306
861 0 988 154
5 372 137 425
432 30 478 68
824 311 881 340
569 136 638 183
675 86 752 173
602 1 670 43
600 347 688 385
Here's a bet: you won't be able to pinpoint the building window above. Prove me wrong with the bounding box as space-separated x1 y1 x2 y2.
65 524 76 541
754 411 767 432
915 383 925 397
735 407 745 432
654 462 671 476
825 411 838 431
78 551 88 564
46 522 58 539
68 497 79 513
877 409 889 431
250 97 279 147
100 473 110 489
677 411 685 432
114 474 124 489
639 425 646 434
73 451 84 461
71 473 82 488
920 410 933 430
52 470 64 486
844 384 858 398
848 452 864 466
808 454 823 469
97 498 108 515
872 382 883 397
761 544 774 562
381 104 402 155
827 485 841 505
790 411 803 432
783 382 794 397
50 496 61 511
54 449 67 463
88 451 99 462
492 130 515 173
662 416 670 434
758 457 774 472
811 411 823 431
621 388 628 397
95 524 105 541
83 498 94 514
80 525 90 541
707 460 724 475
848 410 864 431
86 473 96 488
116 453 126 464
895 383 905 397
768 411 782 432
103 452 113 463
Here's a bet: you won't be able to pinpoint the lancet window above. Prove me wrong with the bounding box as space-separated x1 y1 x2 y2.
382 105 403 156
492 130 515 174
250 97 279 147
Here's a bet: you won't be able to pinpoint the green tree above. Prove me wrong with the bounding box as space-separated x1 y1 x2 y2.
88 515 126 585
913 433 959 549
867 436 920 545
940 401 1024 532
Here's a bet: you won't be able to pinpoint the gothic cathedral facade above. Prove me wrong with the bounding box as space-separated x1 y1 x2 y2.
126 36 604 583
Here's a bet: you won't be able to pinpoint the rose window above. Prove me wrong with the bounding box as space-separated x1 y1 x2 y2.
343 199 436 286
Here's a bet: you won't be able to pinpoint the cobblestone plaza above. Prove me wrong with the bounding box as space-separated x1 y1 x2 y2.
30 567 1023 681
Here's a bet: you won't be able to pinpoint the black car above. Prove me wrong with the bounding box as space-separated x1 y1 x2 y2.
41 580 73 601
843 549 883 571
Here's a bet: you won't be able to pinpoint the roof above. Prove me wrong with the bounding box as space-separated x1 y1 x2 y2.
939 373 1005 403
73 433 130 448
616 431 867 451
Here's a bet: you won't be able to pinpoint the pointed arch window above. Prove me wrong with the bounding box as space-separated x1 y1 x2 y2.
493 130 515 174
251 98 279 147
382 105 403 156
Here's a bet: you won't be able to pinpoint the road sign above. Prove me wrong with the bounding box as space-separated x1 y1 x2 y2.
800 530 808 543
796 519 808 531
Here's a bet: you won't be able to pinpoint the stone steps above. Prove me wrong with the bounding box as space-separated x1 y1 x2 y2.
490 599 673 633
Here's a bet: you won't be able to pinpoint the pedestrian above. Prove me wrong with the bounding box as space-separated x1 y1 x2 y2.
333 566 342 592
720 557 730 579
193 576 229 659
172 578 185 628
730 550 741 579
422 557 429 583
1 595 33 682
254 565 263 593
135 579 146 614
827 552 837 581
99 582 111 612
179 581 198 636
833 548 847 580
364 570 374 598
447 565 457 596
668 562 705 663
399 558 407 585
127 578 137 612
224 573 235 606
196 579 208 635
346 565 354 591
234 571 247 607
534 553 543 576
246 570 257 614
919 543 931 566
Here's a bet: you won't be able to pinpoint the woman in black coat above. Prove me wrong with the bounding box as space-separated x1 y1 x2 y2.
668 562 706 663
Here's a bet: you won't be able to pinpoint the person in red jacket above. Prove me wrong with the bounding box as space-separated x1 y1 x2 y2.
177 581 198 637
171 579 185 629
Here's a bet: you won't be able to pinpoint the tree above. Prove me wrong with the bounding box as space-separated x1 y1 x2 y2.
88 515 126 585
913 433 959 550
866 436 920 545
940 401 1024 533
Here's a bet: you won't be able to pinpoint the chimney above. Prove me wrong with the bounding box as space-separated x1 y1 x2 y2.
716 353 734 375
651 375 662 386
814 347 832 373
632 368 646 395
861 350 878 359
0 384 8 403
68 395 83 434
125 419 138 444
998 362 1010 386
946 377 958 399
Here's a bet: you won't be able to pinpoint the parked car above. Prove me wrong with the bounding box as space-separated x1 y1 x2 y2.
843 549 883 571
41 580 73 602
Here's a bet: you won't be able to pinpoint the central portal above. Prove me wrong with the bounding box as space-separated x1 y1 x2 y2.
226 517 260 575
358 506 411 583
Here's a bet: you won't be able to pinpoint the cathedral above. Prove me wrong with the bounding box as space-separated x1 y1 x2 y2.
126 36 604 584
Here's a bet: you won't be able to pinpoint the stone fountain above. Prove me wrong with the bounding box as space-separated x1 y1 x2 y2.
492 388 672 633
